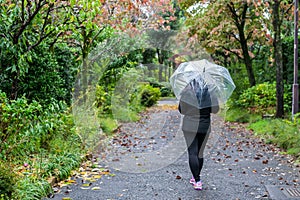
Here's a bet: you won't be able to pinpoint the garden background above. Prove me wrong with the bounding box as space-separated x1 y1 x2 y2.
0 1 299 199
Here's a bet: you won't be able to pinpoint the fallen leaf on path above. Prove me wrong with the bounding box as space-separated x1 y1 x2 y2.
66 180 76 183
93 175 102 179
82 183 92 187
262 160 269 164
91 187 101 190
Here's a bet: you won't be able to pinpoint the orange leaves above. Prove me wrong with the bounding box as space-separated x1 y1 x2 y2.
140 0 149 4
89 0 175 32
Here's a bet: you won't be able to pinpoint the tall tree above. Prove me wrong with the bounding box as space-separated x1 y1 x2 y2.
1 0 177 101
271 0 294 117
0 0 69 99
179 0 270 87
272 0 284 117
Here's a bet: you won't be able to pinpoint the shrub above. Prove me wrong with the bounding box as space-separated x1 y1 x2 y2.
95 85 112 114
0 92 43 160
0 91 83 199
160 87 173 97
99 117 118 134
0 161 16 199
139 84 161 107
0 44 78 105
235 82 276 113
234 82 292 115
0 92 78 160
159 82 174 97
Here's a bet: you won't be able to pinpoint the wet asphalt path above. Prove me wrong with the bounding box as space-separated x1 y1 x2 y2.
46 99 300 200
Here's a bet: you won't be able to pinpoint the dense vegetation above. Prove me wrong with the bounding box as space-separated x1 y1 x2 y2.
0 1 299 199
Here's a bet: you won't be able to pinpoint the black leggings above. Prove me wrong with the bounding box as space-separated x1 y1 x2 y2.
183 131 209 182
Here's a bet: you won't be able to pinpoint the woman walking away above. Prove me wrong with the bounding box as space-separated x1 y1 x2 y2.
178 78 219 190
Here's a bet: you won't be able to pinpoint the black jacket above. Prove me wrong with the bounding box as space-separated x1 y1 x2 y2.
178 100 212 134
178 83 219 134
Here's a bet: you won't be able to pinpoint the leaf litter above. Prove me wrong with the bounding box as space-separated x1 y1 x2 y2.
49 104 178 199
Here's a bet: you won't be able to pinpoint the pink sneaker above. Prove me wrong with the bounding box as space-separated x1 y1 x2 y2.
193 180 203 190
189 177 195 184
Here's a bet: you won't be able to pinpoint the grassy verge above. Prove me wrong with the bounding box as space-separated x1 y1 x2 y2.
0 88 164 199
0 93 84 200
225 107 300 162
248 118 300 157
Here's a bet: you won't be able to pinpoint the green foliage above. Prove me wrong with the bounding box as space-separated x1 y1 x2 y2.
0 91 83 199
0 161 16 199
96 82 160 123
139 84 161 107
282 36 300 85
14 177 52 200
160 86 173 97
252 45 275 83
112 107 141 122
99 117 118 134
235 82 276 113
53 44 79 105
146 78 173 97
233 82 292 114
225 107 261 123
0 92 79 160
0 44 79 105
0 0 70 101
0 93 43 160
95 85 112 114
225 61 250 100
40 153 81 180
98 50 143 90
20 45 68 104
248 118 300 157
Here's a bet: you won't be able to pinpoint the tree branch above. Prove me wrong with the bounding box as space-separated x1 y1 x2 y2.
223 46 243 60
41 3 53 34
91 26 106 44
246 30 253 41
283 3 293 16
226 31 240 42
21 0 25 21
240 2 248 28
48 32 63 48
13 0 46 44
227 3 239 26
27 29 55 51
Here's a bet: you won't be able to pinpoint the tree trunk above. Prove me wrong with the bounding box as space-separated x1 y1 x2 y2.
240 38 256 87
157 48 163 82
228 2 256 87
79 30 91 104
10 71 19 100
272 0 284 118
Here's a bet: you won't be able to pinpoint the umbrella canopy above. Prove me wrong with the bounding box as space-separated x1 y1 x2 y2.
170 59 236 109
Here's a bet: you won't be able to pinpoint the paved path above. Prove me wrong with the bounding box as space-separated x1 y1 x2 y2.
47 99 300 200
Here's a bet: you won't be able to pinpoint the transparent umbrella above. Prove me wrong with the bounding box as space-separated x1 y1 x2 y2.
170 59 236 109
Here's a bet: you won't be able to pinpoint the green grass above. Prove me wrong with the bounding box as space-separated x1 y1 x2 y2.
224 107 261 123
226 107 300 160
112 107 141 122
14 177 52 200
248 119 300 157
100 117 119 134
